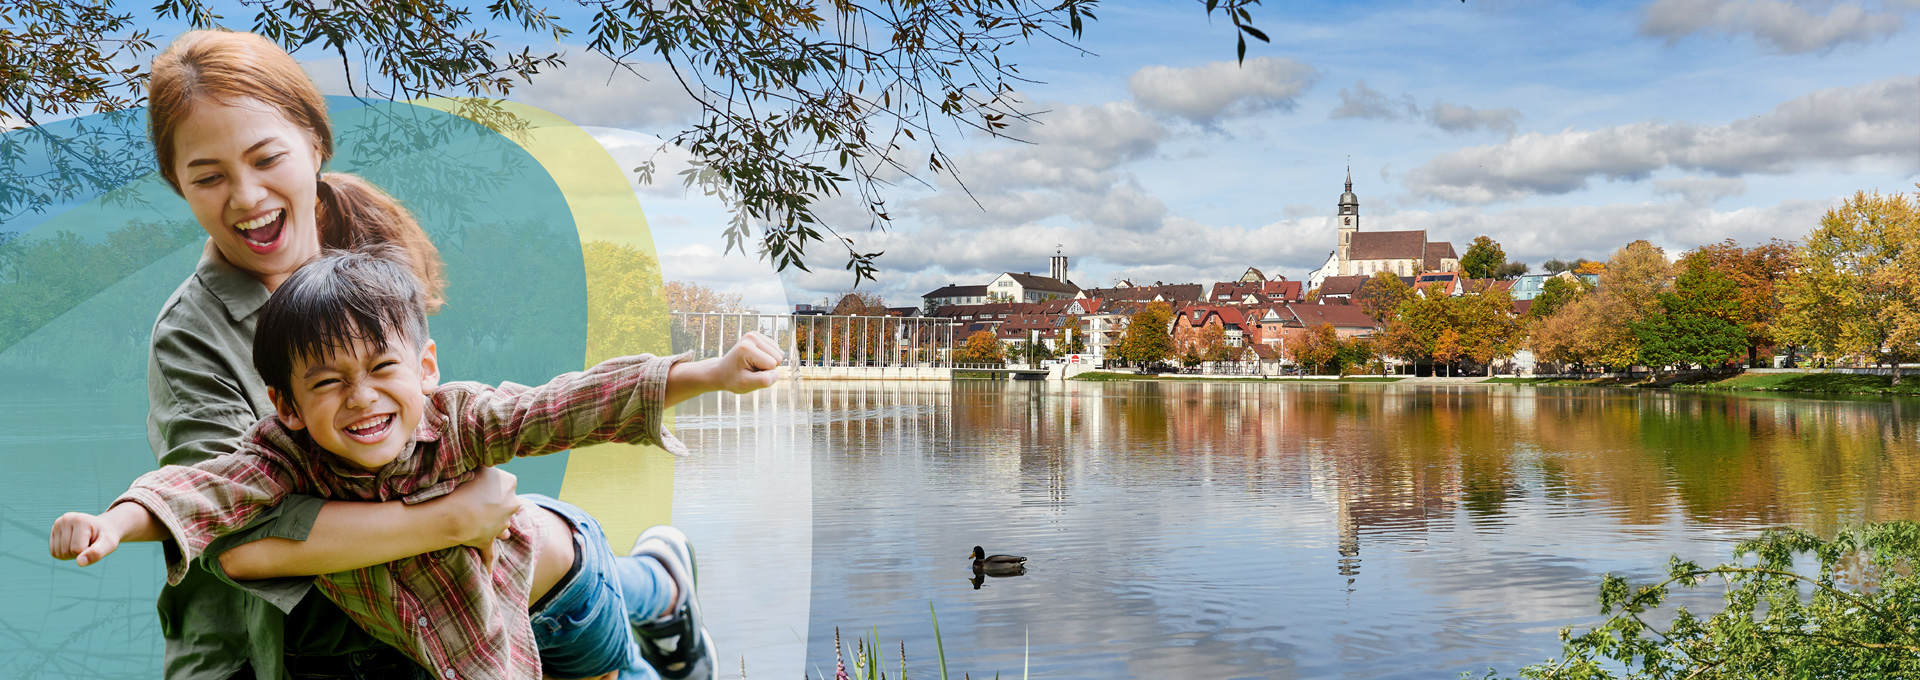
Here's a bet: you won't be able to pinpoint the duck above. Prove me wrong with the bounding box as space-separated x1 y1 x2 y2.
970 546 1027 574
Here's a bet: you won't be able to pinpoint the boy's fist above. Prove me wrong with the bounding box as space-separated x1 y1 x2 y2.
50 512 121 567
716 332 784 393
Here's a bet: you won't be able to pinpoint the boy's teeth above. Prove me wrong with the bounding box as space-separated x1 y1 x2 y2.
347 414 391 433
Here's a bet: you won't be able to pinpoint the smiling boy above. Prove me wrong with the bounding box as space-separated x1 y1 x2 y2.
50 248 779 680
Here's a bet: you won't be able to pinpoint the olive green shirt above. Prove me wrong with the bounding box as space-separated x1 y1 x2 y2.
147 246 408 680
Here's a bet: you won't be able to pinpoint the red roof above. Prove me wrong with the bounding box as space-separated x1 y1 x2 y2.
1284 303 1378 329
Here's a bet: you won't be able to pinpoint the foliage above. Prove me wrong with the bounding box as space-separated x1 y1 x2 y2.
5 1 1293 281
1574 261 1607 276
1114 301 1175 368
1541 258 1593 275
1284 324 1340 374
1360 271 1413 327
1061 315 1087 354
1461 235 1507 280
1679 371 1920 396
664 280 753 315
954 330 1002 365
1486 522 1920 680
1631 259 1747 375
1493 261 1530 279
1584 240 1673 369
1679 239 1794 365
1386 288 1523 371
1527 276 1590 320
832 291 890 316
578 239 670 364
1777 190 1920 382
0 219 202 353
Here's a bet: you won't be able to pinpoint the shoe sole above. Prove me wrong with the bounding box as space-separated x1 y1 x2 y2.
630 526 715 680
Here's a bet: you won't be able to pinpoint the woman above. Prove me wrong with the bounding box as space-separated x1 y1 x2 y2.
144 30 522 680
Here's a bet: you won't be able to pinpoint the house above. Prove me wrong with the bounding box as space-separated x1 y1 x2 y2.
1172 305 1247 353
922 283 991 307
920 253 1081 308
1077 282 1205 304
1208 279 1305 305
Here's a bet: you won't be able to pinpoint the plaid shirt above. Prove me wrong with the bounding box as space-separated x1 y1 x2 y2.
115 352 690 680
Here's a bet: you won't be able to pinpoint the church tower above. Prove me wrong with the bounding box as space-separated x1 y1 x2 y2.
1337 167 1360 262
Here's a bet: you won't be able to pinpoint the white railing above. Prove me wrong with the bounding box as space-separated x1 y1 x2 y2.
670 312 961 369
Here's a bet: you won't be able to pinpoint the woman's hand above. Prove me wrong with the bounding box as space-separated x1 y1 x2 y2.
666 332 784 407
436 467 520 556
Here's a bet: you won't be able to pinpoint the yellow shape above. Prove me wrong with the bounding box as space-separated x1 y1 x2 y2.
415 98 676 551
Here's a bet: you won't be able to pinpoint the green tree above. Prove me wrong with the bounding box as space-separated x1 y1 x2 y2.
1460 235 1507 280
1115 301 1175 369
1061 315 1087 354
1492 523 1920 680
1588 240 1673 370
4 1 1291 275
1778 190 1920 382
1679 239 1794 367
1632 259 1747 376
1527 275 1590 320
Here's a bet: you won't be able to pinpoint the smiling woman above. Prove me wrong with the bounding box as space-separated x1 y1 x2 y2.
136 30 504 680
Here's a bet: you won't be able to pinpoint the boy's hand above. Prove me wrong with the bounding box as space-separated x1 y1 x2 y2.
714 331 783 393
50 512 122 567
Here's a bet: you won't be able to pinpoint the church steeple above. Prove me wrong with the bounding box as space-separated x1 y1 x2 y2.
1337 166 1359 261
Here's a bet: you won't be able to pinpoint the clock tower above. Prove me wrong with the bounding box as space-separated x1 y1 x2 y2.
1337 167 1359 262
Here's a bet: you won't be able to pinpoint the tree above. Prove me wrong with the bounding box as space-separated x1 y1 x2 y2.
1061 315 1087 355
1574 260 1607 276
1680 238 1795 367
1778 189 1920 382
1585 240 1673 370
1460 235 1507 280
7 1 1299 277
1114 301 1175 369
1541 258 1594 275
1489 523 1920 680
1492 261 1530 279
955 330 1003 365
1527 275 1590 320
664 280 751 314
1632 259 1747 377
1284 325 1340 374
1387 287 1523 375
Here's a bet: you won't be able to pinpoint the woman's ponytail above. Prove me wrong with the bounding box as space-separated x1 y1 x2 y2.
316 172 447 313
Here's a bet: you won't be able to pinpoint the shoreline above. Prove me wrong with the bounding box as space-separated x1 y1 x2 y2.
1485 371 1920 397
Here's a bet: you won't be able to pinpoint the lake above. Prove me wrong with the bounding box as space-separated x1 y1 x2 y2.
668 380 1920 680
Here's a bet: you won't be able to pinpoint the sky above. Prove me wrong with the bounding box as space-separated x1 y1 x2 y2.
347 1 1915 311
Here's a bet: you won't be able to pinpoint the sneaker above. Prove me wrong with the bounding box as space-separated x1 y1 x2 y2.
629 525 717 680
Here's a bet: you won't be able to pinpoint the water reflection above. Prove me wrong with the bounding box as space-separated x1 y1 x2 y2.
672 381 1920 680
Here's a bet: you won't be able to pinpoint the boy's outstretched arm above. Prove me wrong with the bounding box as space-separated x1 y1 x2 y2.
50 503 166 567
664 331 785 408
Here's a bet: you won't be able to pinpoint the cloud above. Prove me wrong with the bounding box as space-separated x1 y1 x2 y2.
1129 57 1320 123
1639 0 1906 53
508 50 704 130
1653 177 1748 204
1331 80 1420 121
1405 75 1918 204
1331 80 1519 135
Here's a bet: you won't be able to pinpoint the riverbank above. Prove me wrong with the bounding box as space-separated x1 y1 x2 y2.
1488 372 1920 396
1069 371 1403 383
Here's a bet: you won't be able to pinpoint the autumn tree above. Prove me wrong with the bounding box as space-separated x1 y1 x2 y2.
1584 240 1674 370
664 281 751 314
1115 301 1175 369
1778 189 1920 382
1632 259 1748 377
1284 325 1340 374
1389 287 1523 375
1540 258 1595 275
1460 235 1507 280
1680 239 1795 366
585 240 672 363
955 330 1003 365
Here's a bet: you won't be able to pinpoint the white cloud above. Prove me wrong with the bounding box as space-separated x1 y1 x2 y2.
511 50 704 130
1129 57 1320 123
1331 80 1519 135
1640 0 1906 53
1653 177 1748 204
1405 75 1918 204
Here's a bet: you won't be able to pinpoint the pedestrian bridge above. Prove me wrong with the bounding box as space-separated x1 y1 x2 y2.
671 312 1092 381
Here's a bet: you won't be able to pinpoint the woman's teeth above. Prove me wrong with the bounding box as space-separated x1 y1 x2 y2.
233 209 282 232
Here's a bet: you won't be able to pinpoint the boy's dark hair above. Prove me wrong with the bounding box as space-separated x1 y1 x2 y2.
254 246 430 398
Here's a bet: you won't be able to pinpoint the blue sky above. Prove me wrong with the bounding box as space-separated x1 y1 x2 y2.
325 0 1918 311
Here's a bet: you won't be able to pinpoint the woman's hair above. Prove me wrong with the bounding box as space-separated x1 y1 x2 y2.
148 29 446 312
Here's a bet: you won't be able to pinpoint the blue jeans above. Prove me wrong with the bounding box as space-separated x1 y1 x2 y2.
522 495 676 680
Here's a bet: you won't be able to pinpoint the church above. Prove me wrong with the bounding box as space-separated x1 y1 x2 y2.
1306 170 1459 291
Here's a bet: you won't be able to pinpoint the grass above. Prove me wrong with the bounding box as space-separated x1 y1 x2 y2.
793 603 1030 680
1676 371 1920 396
1068 371 1403 383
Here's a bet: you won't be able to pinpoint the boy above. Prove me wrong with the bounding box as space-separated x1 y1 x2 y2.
50 249 780 680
